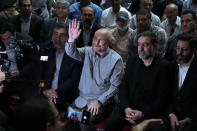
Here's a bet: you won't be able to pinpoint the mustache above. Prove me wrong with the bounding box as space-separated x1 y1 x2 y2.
93 45 101 48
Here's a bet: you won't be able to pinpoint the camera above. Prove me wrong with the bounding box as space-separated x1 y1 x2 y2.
65 105 90 125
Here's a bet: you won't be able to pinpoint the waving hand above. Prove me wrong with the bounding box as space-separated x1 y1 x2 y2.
68 19 81 43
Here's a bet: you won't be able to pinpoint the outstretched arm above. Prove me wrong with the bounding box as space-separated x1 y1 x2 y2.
66 19 85 62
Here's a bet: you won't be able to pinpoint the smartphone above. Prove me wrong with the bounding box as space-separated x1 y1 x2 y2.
66 105 90 125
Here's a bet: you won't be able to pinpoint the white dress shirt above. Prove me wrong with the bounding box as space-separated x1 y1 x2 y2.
101 6 132 28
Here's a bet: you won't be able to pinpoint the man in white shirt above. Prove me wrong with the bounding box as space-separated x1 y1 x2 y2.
101 0 132 28
160 4 181 37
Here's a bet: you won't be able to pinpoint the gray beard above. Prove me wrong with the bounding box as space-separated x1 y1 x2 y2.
117 24 129 32
138 52 152 60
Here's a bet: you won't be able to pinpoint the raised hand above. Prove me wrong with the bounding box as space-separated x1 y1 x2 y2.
68 19 81 43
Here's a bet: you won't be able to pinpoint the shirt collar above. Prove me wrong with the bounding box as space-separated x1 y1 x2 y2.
56 18 67 23
83 22 94 30
166 16 180 26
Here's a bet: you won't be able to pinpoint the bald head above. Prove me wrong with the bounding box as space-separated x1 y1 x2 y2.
92 28 110 55
165 3 178 24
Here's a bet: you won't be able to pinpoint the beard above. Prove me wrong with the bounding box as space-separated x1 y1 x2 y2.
138 51 152 60
176 54 192 65
117 24 129 32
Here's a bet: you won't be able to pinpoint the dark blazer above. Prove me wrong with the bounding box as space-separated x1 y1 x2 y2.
39 17 71 43
119 55 173 119
75 22 100 48
10 14 43 42
43 43 82 108
170 56 197 121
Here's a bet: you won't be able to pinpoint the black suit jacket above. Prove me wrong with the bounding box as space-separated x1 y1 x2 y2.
75 23 100 47
10 14 43 42
43 44 82 106
170 56 197 121
120 55 173 119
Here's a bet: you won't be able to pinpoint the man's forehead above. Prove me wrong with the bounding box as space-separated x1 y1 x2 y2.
54 28 66 33
96 29 109 35
136 14 148 18
181 14 193 19
138 36 152 41
82 10 94 15
56 2 68 7
21 0 31 5
82 7 94 14
177 40 190 45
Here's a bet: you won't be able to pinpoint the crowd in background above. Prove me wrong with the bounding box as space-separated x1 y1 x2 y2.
0 0 197 131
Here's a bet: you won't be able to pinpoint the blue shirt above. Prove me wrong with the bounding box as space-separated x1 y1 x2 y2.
65 42 124 108
68 2 102 26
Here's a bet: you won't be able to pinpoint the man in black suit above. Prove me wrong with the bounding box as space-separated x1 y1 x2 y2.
105 31 172 131
75 5 100 47
39 0 71 43
169 34 197 131
41 23 82 111
10 0 43 43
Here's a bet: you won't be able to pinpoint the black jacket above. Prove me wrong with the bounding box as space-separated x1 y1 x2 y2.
42 42 82 105
10 14 43 42
169 55 197 121
120 55 173 119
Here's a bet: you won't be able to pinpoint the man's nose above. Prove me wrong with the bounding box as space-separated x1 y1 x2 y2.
138 45 143 51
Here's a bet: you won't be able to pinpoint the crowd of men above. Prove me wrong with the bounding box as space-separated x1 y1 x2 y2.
0 0 197 131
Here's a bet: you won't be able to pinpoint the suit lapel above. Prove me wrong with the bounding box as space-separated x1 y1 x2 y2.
174 63 179 93
179 56 197 93
16 15 22 32
29 14 35 35
58 53 69 80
